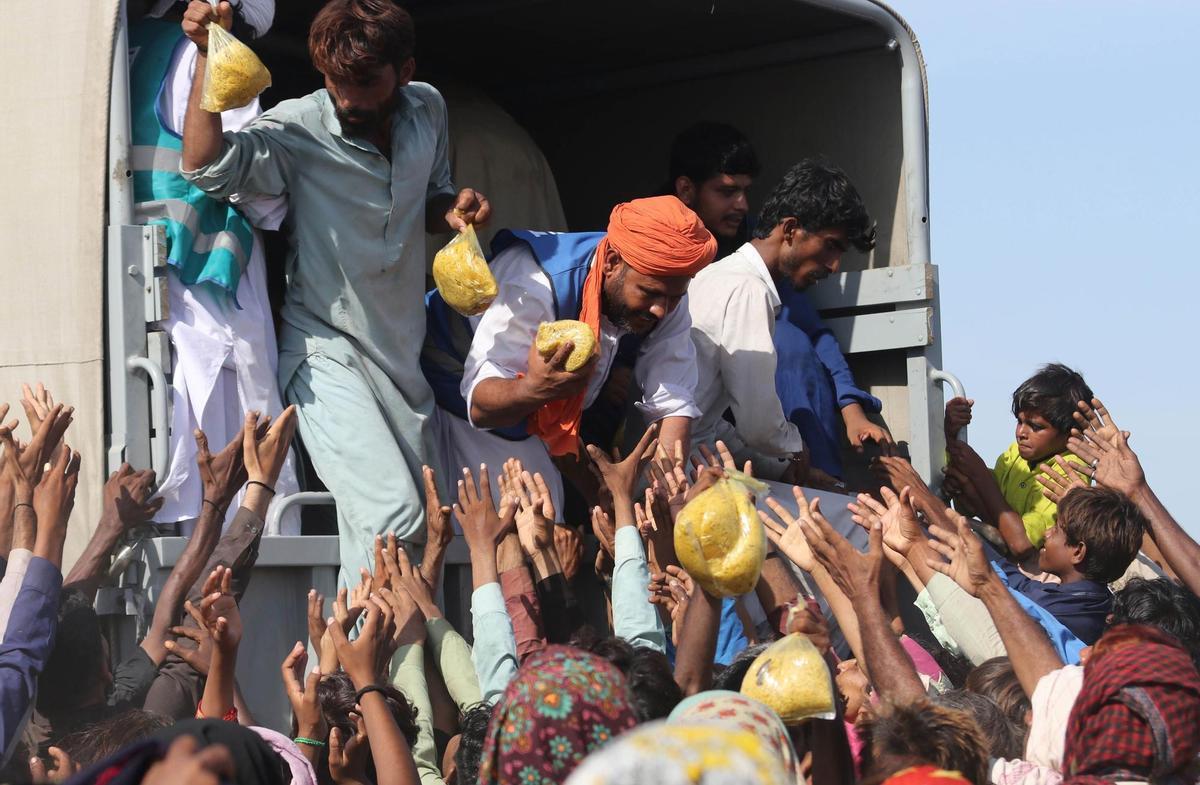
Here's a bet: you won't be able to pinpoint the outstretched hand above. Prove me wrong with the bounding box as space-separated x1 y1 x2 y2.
924 512 995 597
1067 403 1144 496
1036 456 1089 504
197 566 242 657
501 459 555 556
848 486 922 566
103 463 162 529
281 641 327 743
453 464 515 555
800 496 884 603
195 425 246 513
585 422 659 505
758 486 819 573
242 406 297 489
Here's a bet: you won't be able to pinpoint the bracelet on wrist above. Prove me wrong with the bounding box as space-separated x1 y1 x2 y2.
202 498 225 514
354 684 390 703
294 736 326 748
247 480 276 496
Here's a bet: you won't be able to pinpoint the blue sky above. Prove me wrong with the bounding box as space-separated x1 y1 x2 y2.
897 1 1198 534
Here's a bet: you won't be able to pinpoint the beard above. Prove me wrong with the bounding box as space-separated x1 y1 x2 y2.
336 90 401 138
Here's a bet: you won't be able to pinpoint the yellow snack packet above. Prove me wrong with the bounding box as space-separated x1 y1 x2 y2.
673 471 767 597
535 320 596 372
200 23 272 113
741 633 837 723
432 225 498 316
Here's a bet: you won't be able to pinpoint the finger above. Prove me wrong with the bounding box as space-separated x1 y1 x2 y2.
548 340 575 370
698 442 718 469
326 615 350 650
281 641 306 691
760 514 785 544
515 470 535 508
763 496 796 528
29 757 46 781
477 464 492 507
395 545 414 578
194 428 211 460
329 727 344 763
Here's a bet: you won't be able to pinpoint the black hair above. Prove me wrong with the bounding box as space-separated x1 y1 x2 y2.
38 589 107 715
317 671 418 746
668 122 761 187
1057 486 1146 583
752 158 876 251
1112 578 1200 668
56 709 173 769
934 691 1024 761
1010 363 1093 435
455 702 493 785
964 657 1030 748
569 631 682 721
711 642 769 692
859 698 990 785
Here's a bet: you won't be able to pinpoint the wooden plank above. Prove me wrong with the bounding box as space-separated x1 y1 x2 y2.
807 264 934 311
823 307 932 354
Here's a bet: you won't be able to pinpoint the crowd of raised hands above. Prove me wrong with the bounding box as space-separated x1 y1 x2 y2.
4 382 1199 785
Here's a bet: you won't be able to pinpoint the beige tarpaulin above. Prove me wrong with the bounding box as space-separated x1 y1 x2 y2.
0 2 118 569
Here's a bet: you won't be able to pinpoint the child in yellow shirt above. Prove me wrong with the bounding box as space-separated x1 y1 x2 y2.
942 363 1092 562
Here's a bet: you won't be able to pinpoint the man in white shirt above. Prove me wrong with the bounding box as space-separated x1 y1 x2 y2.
688 160 879 483
424 196 717 517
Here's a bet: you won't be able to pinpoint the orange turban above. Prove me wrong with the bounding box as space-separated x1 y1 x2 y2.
529 197 717 457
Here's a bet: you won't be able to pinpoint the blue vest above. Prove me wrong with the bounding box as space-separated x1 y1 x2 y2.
128 18 254 302
422 229 609 441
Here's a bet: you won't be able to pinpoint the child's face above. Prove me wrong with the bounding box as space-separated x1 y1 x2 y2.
835 658 872 723
1014 410 1068 462
1037 521 1078 575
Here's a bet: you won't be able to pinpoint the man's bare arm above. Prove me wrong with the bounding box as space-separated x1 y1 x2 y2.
179 2 232 171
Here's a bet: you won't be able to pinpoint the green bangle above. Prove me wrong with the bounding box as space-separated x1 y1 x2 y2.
294 736 326 748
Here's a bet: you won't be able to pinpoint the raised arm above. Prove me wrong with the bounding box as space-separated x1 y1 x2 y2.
64 464 161 599
802 499 927 705
140 425 247 666
179 2 232 172
469 342 595 429
1067 398 1200 594
925 512 1064 696
328 601 421 785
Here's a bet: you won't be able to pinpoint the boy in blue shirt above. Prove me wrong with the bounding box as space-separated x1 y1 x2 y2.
993 485 1146 645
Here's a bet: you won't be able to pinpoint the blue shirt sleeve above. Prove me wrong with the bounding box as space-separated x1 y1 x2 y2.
779 288 881 412
0 556 62 759
989 559 1087 662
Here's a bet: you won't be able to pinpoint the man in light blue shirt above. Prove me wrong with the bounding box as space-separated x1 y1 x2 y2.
178 0 490 584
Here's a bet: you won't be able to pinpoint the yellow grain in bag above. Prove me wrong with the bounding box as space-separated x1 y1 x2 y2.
432 225 498 316
740 633 836 723
200 22 272 112
673 470 767 597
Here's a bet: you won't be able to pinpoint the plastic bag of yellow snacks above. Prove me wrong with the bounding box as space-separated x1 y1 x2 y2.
673 470 767 597
432 225 498 316
200 22 272 112
741 633 836 723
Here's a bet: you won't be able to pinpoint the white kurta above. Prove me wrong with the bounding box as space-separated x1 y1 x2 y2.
151 42 300 534
434 242 701 523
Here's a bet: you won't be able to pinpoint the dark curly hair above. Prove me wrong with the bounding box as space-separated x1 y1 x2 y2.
1058 486 1146 583
752 158 876 251
309 0 415 82
1112 578 1200 668
1010 363 1093 435
455 702 494 785
668 122 761 186
569 630 682 721
859 698 990 785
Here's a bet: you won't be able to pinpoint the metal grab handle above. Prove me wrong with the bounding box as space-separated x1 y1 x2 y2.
265 492 336 534
127 356 170 481
930 369 968 443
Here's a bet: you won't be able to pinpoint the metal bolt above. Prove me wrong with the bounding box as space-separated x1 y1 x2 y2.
127 266 139 277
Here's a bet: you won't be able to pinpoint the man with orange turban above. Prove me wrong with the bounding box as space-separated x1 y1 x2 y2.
423 196 717 519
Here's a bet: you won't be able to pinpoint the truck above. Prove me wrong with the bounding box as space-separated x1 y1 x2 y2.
0 0 961 730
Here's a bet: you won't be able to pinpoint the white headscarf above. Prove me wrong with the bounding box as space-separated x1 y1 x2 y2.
146 0 276 39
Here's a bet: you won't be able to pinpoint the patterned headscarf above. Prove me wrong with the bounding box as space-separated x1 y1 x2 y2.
1063 625 1200 785
479 646 638 785
564 721 790 785
667 690 801 781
